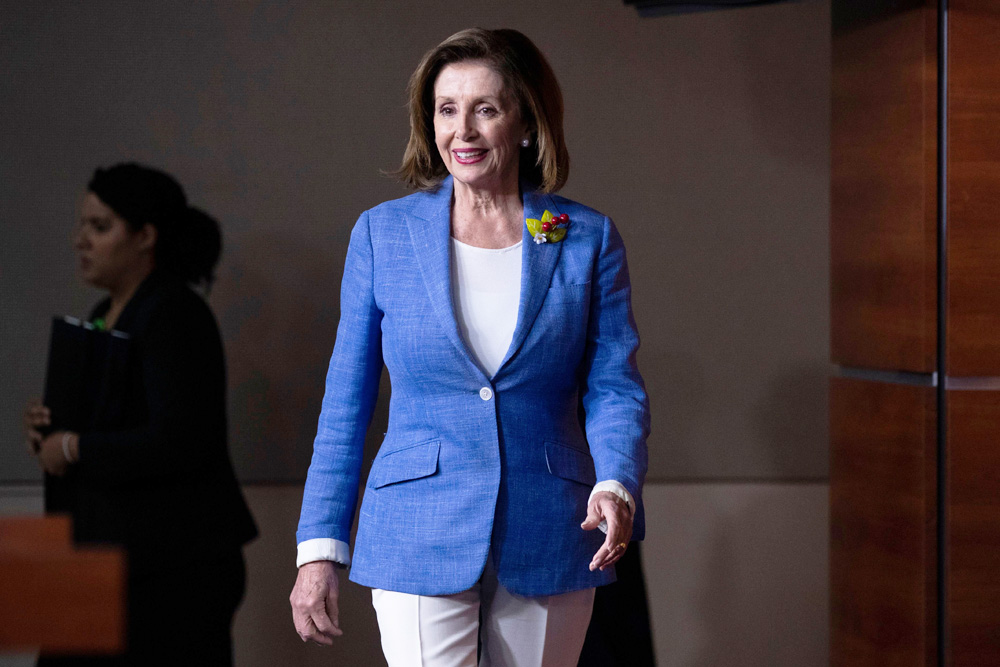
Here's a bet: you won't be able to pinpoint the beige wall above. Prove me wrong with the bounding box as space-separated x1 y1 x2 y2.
0 482 828 667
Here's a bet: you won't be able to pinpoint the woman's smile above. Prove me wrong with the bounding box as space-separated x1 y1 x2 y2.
452 148 488 164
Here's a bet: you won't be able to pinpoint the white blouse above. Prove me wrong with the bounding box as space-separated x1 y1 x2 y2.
449 237 523 377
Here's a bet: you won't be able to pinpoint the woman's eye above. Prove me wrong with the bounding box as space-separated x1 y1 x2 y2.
438 106 455 117
477 107 497 117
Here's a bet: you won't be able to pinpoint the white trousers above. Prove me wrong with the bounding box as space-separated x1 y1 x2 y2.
371 559 595 667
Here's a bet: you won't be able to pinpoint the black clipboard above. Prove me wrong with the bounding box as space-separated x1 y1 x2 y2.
42 316 131 433
41 316 132 512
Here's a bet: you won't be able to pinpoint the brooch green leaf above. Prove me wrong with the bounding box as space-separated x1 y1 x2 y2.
527 210 570 244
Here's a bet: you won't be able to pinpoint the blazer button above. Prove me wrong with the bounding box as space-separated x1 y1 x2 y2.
479 387 493 401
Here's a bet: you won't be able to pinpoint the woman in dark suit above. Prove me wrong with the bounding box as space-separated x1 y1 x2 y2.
290 29 650 666
24 163 257 666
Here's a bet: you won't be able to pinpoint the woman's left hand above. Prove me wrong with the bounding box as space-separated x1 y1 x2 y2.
581 491 633 571
36 431 78 477
22 399 50 454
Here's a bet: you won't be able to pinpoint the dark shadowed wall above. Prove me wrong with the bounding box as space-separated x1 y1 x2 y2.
1 0 828 484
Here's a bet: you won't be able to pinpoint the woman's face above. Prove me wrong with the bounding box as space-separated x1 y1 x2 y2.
75 192 155 289
433 60 528 194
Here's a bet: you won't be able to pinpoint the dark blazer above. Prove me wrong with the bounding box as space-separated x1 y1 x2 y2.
53 271 257 579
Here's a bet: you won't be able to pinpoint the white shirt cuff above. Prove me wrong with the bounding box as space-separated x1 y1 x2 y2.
296 538 351 568
589 480 635 534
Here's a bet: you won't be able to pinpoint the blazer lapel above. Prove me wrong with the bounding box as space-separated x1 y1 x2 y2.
497 188 563 373
405 177 486 379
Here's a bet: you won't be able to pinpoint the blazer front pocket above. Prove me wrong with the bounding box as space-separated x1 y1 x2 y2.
372 440 441 489
545 281 591 305
545 441 597 487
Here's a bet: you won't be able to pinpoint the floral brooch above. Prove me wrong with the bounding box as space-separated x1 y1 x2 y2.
527 210 570 244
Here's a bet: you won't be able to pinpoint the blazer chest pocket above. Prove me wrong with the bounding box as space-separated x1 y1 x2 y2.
545 441 597 487
372 440 441 489
545 281 591 305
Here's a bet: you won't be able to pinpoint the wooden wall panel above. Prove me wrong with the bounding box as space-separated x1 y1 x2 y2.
946 3 1000 375
830 377 937 666
831 4 938 372
0 549 126 653
947 390 1000 666
833 3 1000 665
0 516 125 653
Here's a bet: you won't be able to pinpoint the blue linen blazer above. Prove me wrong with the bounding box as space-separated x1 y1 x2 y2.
297 176 649 597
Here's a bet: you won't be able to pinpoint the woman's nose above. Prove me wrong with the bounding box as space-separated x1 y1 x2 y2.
74 225 88 249
457 113 478 141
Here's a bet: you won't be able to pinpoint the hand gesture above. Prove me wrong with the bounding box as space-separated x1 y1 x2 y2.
581 491 633 571
290 561 343 644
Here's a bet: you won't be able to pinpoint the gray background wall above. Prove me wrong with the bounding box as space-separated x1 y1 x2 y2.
1 1 830 665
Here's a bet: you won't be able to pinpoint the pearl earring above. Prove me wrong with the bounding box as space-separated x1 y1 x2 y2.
520 138 531 148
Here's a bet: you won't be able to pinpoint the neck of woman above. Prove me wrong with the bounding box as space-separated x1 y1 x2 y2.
104 261 155 329
451 179 524 249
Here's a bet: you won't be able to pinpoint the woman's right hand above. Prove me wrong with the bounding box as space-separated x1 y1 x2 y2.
290 560 343 644
23 400 51 455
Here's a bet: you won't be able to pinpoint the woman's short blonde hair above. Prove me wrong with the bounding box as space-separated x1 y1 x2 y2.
395 28 569 193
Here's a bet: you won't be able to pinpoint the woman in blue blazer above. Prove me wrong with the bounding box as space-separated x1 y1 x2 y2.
290 28 649 667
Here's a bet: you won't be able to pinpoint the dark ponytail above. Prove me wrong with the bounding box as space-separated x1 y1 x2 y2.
88 163 222 289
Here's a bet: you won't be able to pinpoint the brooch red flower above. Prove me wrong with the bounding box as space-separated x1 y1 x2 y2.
527 210 570 244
